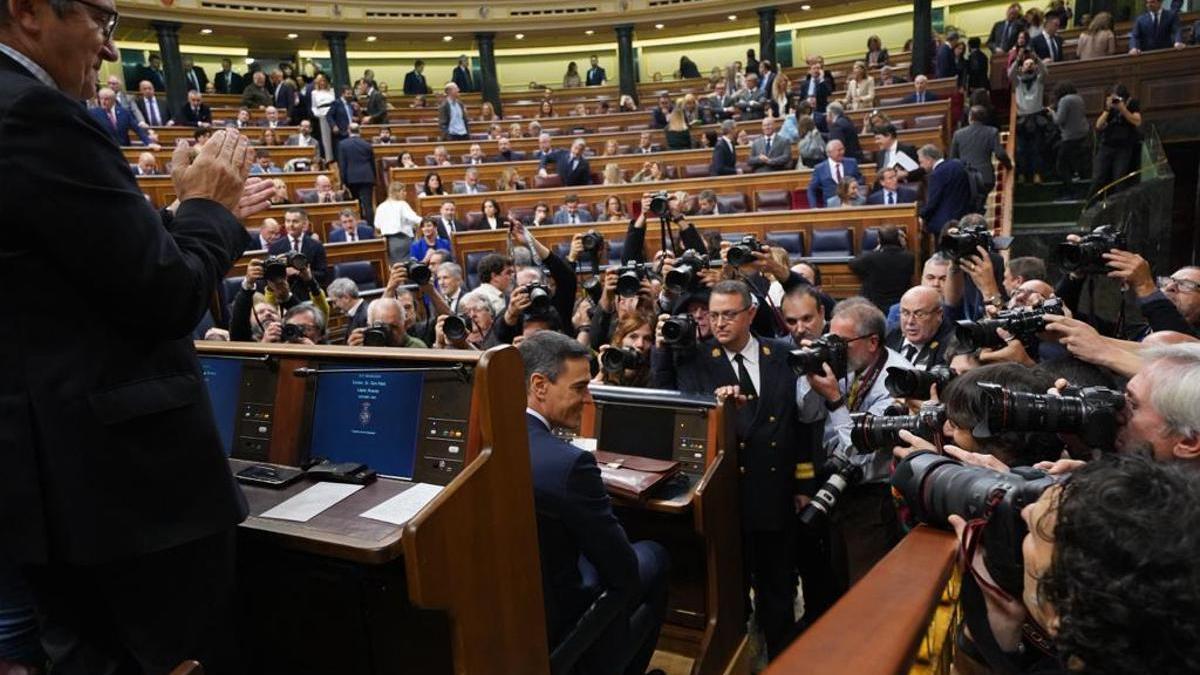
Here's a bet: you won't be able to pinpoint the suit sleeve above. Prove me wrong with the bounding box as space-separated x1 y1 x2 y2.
563 452 638 593
806 168 821 207
622 219 646 264
1138 290 1195 335
230 286 255 341
1 86 249 339
921 171 943 222
544 252 578 332
649 346 679 389
679 222 707 254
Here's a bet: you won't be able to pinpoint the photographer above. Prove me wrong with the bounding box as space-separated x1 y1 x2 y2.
594 311 656 387
621 192 708 265
587 262 660 351
381 260 453 345
348 298 427 348
941 215 1007 321
1092 83 1142 197
230 256 329 342
797 298 910 582
848 225 914 312
496 225 579 343
433 290 499 350
280 302 327 345
1007 51 1049 184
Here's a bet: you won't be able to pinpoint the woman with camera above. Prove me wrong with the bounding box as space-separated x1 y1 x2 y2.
1092 83 1142 197
593 311 656 387
1009 49 1049 183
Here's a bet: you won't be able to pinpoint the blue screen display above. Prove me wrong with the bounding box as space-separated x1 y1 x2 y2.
309 368 424 479
199 357 242 456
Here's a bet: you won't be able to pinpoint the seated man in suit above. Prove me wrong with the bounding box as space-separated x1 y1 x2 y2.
255 217 284 251
452 167 486 195
133 151 160 176
303 174 350 204
887 286 952 369
1129 0 1186 54
327 278 370 341
176 90 212 127
825 102 863 162
327 208 376 243
746 117 793 173
90 88 159 149
284 119 318 147
871 124 922 187
248 149 282 175
519 331 668 675
876 65 907 87
258 106 285 129
490 136 526 163
633 131 661 155
537 138 591 187
866 167 919 205
918 144 973 236
551 194 594 225
464 143 487 166
901 75 939 105
807 139 863 208
268 207 330 286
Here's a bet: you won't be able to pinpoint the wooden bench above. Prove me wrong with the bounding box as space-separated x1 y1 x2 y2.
137 171 331 208
122 144 318 168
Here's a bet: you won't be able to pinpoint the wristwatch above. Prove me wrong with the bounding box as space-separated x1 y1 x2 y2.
824 396 845 412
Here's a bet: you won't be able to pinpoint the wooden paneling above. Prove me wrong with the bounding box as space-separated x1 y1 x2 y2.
242 201 361 242
1042 45 1200 122
137 171 331 207
121 143 318 167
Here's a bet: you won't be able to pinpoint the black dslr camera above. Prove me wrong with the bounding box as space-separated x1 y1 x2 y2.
892 451 1059 598
726 235 763 267
1054 225 1127 275
954 298 1064 351
938 224 996 262
977 382 1125 451
263 251 308 281
362 322 395 347
885 365 956 400
614 262 649 298
405 260 432 285
280 322 307 343
580 231 605 254
442 314 472 342
522 283 552 312
600 347 644 373
664 251 719 293
799 454 863 528
788 334 848 379
850 402 946 453
660 314 698 348
647 190 672 216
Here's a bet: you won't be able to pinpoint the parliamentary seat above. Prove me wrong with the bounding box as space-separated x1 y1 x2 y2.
535 174 564 189
683 164 710 179
755 189 792 212
861 227 880 252
809 228 854 260
766 231 807 263
716 193 748 214
465 250 491 288
333 260 380 291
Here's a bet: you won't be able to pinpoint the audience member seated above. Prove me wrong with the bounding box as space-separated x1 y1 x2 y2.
496 167 527 192
650 94 673 129
285 120 318 147
258 105 284 129
538 138 591 187
133 151 159 176
602 163 626 186
705 80 738 122
304 175 349 204
901 75 939 104
247 149 280 175
918 145 973 236
867 167 919 205
411 217 452 263
532 133 555 161
176 90 212 127
255 217 283 250
631 161 664 183
429 145 453 167
876 64 906 87
228 108 252 129
602 195 628 222
734 73 768 120
421 172 447 197
397 151 418 169
473 198 506 231
464 144 486 166
327 278 370 339
552 194 594 225
258 128 280 147
434 200 462 239
808 139 864 208
843 61 876 111
828 177 866 207
267 178 290 205
328 208 375 243
454 167 486 195
492 136 526 163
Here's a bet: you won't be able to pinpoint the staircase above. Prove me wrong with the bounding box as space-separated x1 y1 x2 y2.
1006 177 1092 273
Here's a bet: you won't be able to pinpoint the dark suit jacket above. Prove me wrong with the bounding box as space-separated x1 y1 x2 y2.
137 65 166 92
920 159 973 236
363 89 388 124
327 97 353 140
934 43 958 78
88 105 151 146
403 70 430 96
710 137 737 176
872 142 923 185
452 65 474 93
184 65 208 93
527 414 638 647
540 149 591 186
886 322 955 369
268 235 330 286
0 53 249 565
807 158 863 207
490 150 527 163
799 76 833 112
345 299 370 339
327 223 376 242
849 245 917 310
828 114 863 161
1030 33 1065 61
650 107 670 129
176 103 212 127
585 66 607 86
437 99 470 139
213 69 243 95
273 82 298 123
950 122 1011 187
865 187 918 205
1130 10 1182 51
650 337 814 529
435 218 460 240
336 136 376 186
901 91 940 105
134 95 172 126
987 18 1028 53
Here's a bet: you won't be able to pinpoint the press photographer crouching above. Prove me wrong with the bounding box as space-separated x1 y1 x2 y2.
347 298 426 348
230 254 331 343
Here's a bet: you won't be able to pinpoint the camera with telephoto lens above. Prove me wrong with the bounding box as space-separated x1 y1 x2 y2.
614 262 649 298
263 252 308 281
788 334 848 379
442 314 471 342
938 224 996 262
892 451 1059 598
726 235 763 267
280 322 307 343
647 190 671 215
954 298 1064 351
600 347 644 373
660 314 698 348
581 231 605 254
665 251 719 293
850 402 946 453
977 382 1125 451
1054 225 1127 276
799 454 863 528
362 322 396 347
885 365 956 400
404 260 432 285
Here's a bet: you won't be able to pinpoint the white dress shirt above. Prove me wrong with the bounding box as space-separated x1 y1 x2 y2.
724 336 761 395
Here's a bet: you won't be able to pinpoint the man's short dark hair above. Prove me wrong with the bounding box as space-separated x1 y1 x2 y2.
477 253 512 283
968 105 989 124
874 123 898 139
414 59 425 67
941 363 1061 466
1040 455 1200 673
711 280 752 309
284 206 309 222
878 225 902 247
564 193 580 204
968 36 982 49
1007 256 1047 282
1053 81 1077 100
519 329 590 385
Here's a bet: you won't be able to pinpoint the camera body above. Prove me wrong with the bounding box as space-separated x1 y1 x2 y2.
938 224 994 262
647 190 671 215
614 262 648 298
280 322 307 343
788 334 849 379
600 346 644 373
892 451 1058 597
362 322 394 347
522 282 552 312
405 260 432 285
661 314 698 348
726 235 763 267
263 251 308 282
1055 225 1127 275
799 454 863 528
885 365 955 400
581 231 605 254
665 251 717 293
977 381 1125 451
954 298 1064 351
442 314 471 342
850 402 946 452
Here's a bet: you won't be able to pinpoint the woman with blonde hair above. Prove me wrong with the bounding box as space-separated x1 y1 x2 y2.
631 161 664 182
602 163 625 186
478 101 498 123
665 106 693 150
374 180 423 261
1077 12 1116 60
770 72 792 117
601 139 621 158
843 61 876 111
310 72 336 161
496 167 526 191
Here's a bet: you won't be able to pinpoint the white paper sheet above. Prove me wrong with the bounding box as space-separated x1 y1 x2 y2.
359 483 444 526
570 437 598 452
259 482 365 522
891 151 920 172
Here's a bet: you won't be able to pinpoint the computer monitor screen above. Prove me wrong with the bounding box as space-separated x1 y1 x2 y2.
597 404 675 461
309 368 424 479
199 356 242 456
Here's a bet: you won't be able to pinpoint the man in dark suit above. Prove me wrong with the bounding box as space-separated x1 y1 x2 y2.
269 207 331 286
90 87 159 148
490 135 526 163
0 11 276 668
134 79 171 126
800 61 833 112
1031 16 1065 62
886 286 953 369
918 145 973 236
328 208 376 243
438 82 470 141
451 55 475 93
550 194 594 225
849 226 916 311
357 79 388 125
704 80 738 122
865 167 919 205
987 3 1027 54
519 332 668 674
403 59 431 95
327 278 371 341
950 105 1013 207
651 280 814 658
335 124 377 224
270 69 297 124
538 137 592 186
825 102 863 162
585 54 607 86
327 86 355 156
756 59 776 98
181 57 208 93
934 32 960 79
871 124 922 187
1129 0 1185 54
435 201 461 240
176 90 212 127
137 53 166 92
746 116 793 173
634 131 661 155
901 75 939 105
807 139 864 208
214 58 243 94
710 119 739 176
734 73 768 120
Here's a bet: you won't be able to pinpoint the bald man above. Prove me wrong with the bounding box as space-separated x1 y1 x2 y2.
887 285 954 369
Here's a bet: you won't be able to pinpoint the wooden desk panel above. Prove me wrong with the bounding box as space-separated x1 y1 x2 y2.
121 144 318 168
137 171 330 208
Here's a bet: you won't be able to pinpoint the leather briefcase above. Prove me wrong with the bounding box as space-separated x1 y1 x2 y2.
594 451 681 500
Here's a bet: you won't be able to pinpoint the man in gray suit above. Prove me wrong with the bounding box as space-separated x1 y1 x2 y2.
551 194 594 225
949 105 1013 209
746 117 793 173
705 80 738 121
438 82 470 141
283 119 319 147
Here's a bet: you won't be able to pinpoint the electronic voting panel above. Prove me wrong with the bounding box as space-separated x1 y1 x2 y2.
200 354 278 462
589 384 718 479
301 361 473 485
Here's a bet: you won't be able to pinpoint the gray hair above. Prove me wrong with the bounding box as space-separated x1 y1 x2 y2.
367 297 407 325
832 296 886 343
825 138 844 153
0 0 70 24
326 277 360 301
826 101 844 118
711 279 753 309
720 119 736 135
917 144 943 161
1143 344 1200 440
459 290 495 316
284 302 327 336
518 329 591 385
438 262 463 280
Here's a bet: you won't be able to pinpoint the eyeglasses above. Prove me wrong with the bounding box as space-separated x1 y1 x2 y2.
709 306 752 324
899 307 941 320
1158 276 1200 294
66 0 119 41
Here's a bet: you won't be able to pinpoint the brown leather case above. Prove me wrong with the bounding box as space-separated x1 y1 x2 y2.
593 451 681 500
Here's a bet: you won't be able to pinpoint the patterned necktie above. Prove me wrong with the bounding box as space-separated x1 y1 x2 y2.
292 237 301 252
888 191 895 205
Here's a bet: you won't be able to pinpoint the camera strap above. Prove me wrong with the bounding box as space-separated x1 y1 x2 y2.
848 349 887 412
